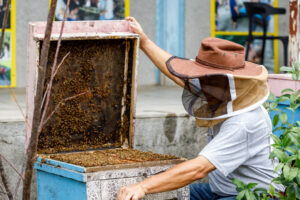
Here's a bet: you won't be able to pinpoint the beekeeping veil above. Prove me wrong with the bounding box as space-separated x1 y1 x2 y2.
166 37 269 127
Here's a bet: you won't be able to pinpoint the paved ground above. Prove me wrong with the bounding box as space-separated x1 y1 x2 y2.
0 86 187 122
0 88 26 122
136 86 187 118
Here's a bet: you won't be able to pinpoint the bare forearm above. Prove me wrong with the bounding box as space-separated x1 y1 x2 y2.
138 156 215 194
126 16 184 88
234 6 239 15
141 38 184 88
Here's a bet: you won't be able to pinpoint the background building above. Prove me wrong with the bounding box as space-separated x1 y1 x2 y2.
13 0 289 89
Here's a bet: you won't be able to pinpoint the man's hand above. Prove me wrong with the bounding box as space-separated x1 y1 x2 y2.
125 16 184 87
126 16 149 49
117 183 146 200
116 156 215 200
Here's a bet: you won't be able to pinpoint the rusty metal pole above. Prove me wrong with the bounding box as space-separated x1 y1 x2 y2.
289 0 300 66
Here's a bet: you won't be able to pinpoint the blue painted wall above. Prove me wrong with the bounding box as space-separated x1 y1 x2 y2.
155 0 185 84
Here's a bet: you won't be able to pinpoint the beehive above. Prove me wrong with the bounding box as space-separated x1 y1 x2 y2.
27 21 189 200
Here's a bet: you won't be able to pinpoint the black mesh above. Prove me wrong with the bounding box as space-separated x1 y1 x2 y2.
182 74 231 119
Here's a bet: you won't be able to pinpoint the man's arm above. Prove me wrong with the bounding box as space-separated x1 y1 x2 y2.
126 17 184 88
234 6 239 16
117 156 215 200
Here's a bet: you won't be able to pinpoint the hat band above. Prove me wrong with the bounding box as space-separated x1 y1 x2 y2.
195 57 245 71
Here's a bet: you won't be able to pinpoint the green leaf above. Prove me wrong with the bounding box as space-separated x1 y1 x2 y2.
291 103 300 110
281 88 294 94
280 113 288 124
283 135 293 148
290 132 300 146
274 192 282 199
277 95 290 102
246 183 258 190
268 93 276 102
272 177 282 184
262 194 269 200
285 146 297 155
295 183 300 199
283 165 291 181
273 126 283 133
271 144 281 149
296 89 300 96
270 148 286 162
296 151 300 168
253 188 268 195
294 61 300 70
272 114 280 127
292 73 298 81
288 167 298 181
249 191 257 200
291 126 300 132
269 184 275 196
232 178 245 189
291 94 297 103
270 102 278 110
271 134 281 146
274 163 284 173
245 190 252 200
286 107 295 112
286 184 296 200
280 66 293 72
286 155 297 163
236 190 246 200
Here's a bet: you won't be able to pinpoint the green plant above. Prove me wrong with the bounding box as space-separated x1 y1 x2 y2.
233 62 300 200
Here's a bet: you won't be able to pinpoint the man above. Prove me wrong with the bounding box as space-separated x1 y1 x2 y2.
117 17 284 200
229 0 239 29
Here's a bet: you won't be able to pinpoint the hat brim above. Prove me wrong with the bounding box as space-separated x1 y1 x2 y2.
166 56 263 79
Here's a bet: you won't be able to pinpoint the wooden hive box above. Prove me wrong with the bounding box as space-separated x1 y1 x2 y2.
26 20 189 200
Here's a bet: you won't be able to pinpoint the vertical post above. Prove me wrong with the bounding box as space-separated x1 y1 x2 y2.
288 0 299 66
156 0 185 85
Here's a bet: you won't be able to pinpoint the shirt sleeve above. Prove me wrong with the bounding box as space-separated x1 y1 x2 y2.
199 121 249 177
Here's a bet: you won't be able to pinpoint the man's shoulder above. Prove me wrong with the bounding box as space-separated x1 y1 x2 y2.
222 106 270 132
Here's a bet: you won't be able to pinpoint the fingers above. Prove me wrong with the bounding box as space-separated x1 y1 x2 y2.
126 17 138 28
126 16 137 23
129 23 138 32
125 193 133 200
117 187 134 200
117 186 143 200
126 16 137 32
132 195 139 200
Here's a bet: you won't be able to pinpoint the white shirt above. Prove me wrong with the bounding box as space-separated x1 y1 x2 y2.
200 106 285 196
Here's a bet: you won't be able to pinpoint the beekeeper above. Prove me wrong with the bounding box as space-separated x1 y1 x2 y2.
117 17 284 200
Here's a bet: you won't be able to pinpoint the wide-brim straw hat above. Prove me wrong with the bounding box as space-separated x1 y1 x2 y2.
166 37 269 126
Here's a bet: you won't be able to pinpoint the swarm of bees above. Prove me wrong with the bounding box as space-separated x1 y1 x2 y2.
38 39 133 155
41 149 179 167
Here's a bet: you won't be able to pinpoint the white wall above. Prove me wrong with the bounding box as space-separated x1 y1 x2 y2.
16 0 48 88
13 0 290 88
